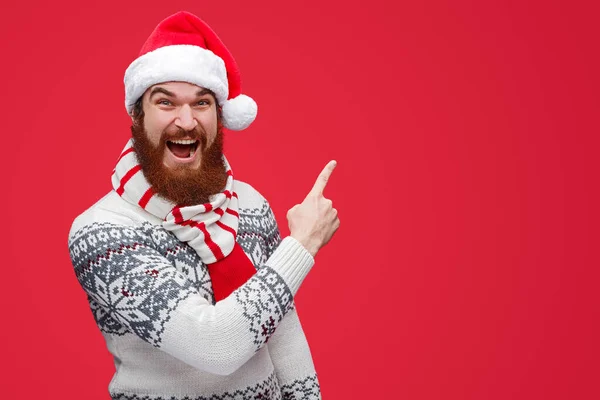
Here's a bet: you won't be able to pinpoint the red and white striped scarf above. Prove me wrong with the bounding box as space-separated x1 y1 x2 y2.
111 139 240 264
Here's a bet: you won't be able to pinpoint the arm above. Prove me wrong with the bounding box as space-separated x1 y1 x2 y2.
68 219 313 376
262 207 322 399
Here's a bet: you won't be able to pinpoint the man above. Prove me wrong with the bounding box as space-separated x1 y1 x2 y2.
67 11 339 400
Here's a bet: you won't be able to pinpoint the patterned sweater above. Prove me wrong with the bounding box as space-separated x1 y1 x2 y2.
68 180 322 399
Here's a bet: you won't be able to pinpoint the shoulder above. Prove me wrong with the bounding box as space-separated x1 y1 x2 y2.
68 191 158 244
234 179 272 212
67 192 163 267
233 180 282 255
234 180 275 225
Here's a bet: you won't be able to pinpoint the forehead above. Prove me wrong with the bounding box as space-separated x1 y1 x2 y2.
144 81 209 97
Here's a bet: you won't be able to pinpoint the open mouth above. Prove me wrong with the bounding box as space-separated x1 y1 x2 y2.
166 139 199 159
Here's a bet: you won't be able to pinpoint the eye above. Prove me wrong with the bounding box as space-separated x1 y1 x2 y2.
196 99 211 106
157 99 172 106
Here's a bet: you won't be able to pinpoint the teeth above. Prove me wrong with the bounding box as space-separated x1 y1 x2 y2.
170 139 196 145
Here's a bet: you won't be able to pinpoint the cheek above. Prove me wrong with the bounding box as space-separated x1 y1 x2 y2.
199 114 219 137
144 115 169 146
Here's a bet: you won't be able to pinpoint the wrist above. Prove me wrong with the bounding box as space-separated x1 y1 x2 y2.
290 234 319 257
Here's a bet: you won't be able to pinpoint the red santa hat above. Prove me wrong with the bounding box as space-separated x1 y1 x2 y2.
124 11 257 131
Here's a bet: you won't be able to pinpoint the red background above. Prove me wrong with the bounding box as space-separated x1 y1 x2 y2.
1 0 598 398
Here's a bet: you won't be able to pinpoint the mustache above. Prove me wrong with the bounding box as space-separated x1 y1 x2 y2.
161 126 204 141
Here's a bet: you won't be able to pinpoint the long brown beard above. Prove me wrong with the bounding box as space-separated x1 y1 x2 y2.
130 117 228 206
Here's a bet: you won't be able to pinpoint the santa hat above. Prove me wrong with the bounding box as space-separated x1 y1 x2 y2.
124 11 257 131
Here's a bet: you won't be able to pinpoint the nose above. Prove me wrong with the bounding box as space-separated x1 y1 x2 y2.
174 105 198 131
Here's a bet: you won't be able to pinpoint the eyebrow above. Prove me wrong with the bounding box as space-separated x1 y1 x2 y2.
149 87 213 99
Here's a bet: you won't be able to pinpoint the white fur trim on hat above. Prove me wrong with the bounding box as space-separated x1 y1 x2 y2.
222 94 258 131
124 44 229 113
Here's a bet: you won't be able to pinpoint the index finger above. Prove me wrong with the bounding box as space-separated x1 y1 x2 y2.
309 160 337 197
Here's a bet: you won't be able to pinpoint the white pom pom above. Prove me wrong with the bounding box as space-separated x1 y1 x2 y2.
222 94 258 131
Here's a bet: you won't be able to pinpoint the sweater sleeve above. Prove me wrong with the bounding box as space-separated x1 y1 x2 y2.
261 209 322 400
68 219 314 376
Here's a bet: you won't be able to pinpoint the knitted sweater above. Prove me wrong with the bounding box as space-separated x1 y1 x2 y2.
68 180 322 400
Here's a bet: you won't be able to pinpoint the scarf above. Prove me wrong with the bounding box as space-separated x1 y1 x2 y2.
111 139 256 301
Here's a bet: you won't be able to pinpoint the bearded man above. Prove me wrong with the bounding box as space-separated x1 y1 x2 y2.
68 11 339 400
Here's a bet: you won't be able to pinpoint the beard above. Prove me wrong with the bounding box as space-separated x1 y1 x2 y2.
130 117 228 206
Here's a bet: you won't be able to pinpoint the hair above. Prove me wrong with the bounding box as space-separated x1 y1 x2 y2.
131 97 144 119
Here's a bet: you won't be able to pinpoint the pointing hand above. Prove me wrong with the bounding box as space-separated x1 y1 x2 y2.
287 161 340 257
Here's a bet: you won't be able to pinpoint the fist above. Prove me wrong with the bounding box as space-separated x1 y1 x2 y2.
287 160 340 257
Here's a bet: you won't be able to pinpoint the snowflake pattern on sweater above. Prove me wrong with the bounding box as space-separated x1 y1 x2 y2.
71 222 197 345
